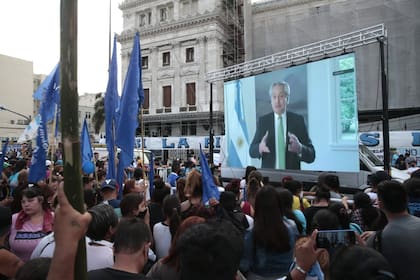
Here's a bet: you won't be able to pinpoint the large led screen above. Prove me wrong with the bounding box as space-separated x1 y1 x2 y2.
224 53 359 172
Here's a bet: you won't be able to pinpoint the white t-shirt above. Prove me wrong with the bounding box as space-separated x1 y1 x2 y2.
136 179 151 201
153 222 171 260
31 234 114 271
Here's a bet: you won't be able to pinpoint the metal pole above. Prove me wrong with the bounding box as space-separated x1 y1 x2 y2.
379 36 390 174
0 105 31 122
209 82 214 168
60 0 87 278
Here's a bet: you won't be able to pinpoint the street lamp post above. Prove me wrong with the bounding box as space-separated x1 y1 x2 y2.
0 105 31 123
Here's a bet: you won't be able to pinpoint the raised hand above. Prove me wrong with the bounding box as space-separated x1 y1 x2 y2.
259 131 271 154
288 132 302 154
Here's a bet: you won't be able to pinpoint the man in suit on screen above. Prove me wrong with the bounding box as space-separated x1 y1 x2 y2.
249 81 315 170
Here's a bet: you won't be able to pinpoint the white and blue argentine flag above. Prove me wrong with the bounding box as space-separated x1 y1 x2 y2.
17 114 41 144
224 79 254 167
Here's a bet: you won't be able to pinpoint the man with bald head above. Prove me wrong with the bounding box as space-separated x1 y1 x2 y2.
249 81 315 170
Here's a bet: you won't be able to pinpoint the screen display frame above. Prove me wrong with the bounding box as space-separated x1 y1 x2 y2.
223 53 359 172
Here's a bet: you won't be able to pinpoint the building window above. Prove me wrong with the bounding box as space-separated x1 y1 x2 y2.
139 14 146 26
143 89 150 109
163 124 172 137
181 121 196 136
190 121 197 135
142 56 148 69
186 82 196 105
163 52 170 66
182 1 190 16
160 8 167 22
163 86 172 108
333 54 357 143
186 47 194 62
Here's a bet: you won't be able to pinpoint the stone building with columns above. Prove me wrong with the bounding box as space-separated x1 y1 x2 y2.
118 0 244 138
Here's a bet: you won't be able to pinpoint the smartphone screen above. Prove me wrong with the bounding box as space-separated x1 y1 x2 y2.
316 229 356 254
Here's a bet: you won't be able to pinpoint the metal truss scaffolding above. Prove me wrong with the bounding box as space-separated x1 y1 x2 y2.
207 24 385 82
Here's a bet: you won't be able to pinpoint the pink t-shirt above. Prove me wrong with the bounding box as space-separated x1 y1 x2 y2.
9 213 51 262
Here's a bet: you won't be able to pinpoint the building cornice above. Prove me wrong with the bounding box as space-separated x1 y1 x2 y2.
143 111 224 123
253 0 325 14
120 0 153 10
118 12 229 43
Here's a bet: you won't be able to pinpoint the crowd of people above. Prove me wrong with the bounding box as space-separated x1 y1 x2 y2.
1 148 420 280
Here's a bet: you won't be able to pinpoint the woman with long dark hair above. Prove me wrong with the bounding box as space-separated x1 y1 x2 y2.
147 216 205 280
351 192 380 231
153 195 181 260
277 188 305 235
240 185 299 279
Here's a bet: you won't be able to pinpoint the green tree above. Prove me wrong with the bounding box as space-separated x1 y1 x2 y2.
92 93 105 134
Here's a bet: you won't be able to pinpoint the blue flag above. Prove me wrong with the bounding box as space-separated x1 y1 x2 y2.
199 145 220 204
33 63 58 100
116 33 141 181
116 33 142 190
149 153 154 197
81 118 94 174
28 106 48 183
0 139 9 175
105 35 120 179
35 63 60 123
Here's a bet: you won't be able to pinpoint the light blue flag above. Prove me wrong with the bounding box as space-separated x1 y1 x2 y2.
149 153 154 197
235 80 249 140
28 105 48 183
116 33 140 174
199 145 220 204
105 35 119 179
0 139 9 175
81 118 94 174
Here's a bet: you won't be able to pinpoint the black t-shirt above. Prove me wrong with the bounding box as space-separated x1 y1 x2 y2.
88 268 152 280
303 205 329 233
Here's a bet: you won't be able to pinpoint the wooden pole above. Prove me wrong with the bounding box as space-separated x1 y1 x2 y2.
49 107 58 183
60 0 87 279
140 107 149 196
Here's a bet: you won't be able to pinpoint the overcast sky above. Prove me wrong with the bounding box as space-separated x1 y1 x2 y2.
0 0 123 95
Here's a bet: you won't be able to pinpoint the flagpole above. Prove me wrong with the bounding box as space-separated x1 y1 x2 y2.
49 106 58 183
141 107 145 167
108 2 115 179
60 0 87 279
140 107 148 197
209 82 214 168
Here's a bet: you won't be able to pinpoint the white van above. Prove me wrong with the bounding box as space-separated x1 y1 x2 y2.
93 146 151 166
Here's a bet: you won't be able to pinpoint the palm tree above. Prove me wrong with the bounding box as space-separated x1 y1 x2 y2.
92 93 105 134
